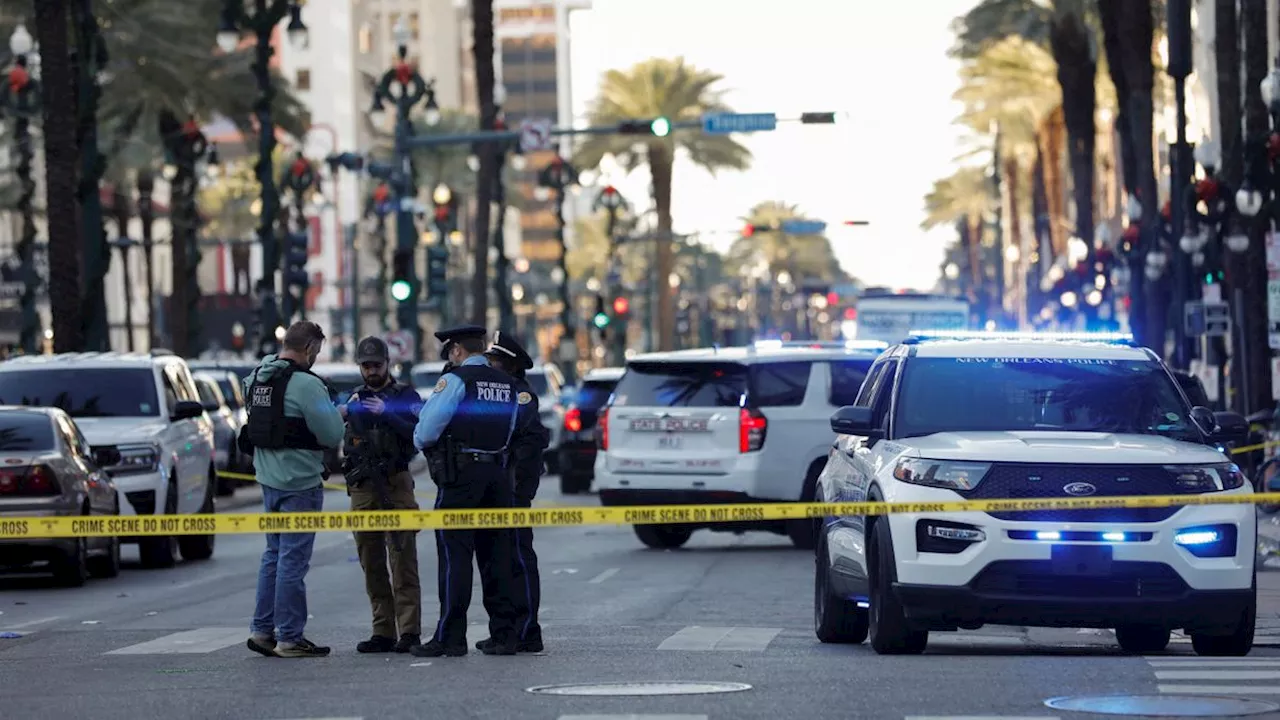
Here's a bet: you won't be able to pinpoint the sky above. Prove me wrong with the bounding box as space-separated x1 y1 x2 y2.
567 0 979 291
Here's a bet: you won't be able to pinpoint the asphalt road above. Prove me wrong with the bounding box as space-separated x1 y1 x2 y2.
5 474 1280 720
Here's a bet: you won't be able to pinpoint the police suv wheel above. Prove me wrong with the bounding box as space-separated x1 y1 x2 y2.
867 519 927 655
88 535 121 579
53 536 89 588
634 524 692 549
1191 579 1257 657
178 469 217 562
139 478 180 569
1115 624 1170 654
814 534 868 644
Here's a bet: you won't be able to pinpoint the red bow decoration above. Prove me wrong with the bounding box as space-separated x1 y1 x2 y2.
1195 177 1220 203
291 157 310 178
372 184 390 203
394 62 412 87
7 65 28 93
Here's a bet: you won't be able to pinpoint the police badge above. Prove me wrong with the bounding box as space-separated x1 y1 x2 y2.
517 391 532 405
433 377 448 393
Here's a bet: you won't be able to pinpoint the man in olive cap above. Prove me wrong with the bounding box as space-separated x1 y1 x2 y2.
339 335 424 654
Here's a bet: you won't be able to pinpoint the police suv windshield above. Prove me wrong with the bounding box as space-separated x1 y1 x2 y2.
0 368 162 418
895 357 1200 443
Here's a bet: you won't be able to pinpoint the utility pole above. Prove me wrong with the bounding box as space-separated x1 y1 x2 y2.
537 151 579 384
1167 0 1195 369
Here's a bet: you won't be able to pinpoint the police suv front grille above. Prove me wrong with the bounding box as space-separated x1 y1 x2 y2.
970 560 1187 599
964 463 1182 522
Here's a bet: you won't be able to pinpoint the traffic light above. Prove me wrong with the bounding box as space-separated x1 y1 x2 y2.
617 118 670 136
425 245 448 299
281 229 309 321
593 294 610 329
391 248 414 303
612 296 630 316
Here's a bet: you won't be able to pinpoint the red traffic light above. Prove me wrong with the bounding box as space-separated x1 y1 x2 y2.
434 205 450 221
372 184 390 203
826 291 839 306
742 224 755 238
843 307 857 321
613 296 630 315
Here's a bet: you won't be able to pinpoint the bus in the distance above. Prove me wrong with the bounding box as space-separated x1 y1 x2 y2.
849 290 971 345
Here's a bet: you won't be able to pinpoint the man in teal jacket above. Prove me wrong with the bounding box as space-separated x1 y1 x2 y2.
241 321 345 658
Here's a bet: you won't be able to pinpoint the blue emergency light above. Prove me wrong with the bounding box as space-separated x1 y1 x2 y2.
903 329 1135 345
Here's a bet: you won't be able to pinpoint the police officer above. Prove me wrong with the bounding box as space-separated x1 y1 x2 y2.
410 325 521 657
476 331 549 654
340 336 424 654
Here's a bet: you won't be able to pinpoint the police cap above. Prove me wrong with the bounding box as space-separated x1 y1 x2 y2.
355 335 389 364
434 324 488 360
484 330 534 371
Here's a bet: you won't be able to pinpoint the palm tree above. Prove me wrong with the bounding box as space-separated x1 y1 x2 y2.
573 57 752 351
33 0 82 352
922 167 996 302
470 0 497 326
1239 0 1273 412
723 201 846 285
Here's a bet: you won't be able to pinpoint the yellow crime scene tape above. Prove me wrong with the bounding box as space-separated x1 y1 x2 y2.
6 491 1280 539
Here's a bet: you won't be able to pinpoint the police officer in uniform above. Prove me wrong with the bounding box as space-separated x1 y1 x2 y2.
476 331 549 653
340 336 424 654
411 325 521 657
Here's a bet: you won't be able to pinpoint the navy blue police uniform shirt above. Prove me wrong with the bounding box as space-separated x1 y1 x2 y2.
414 355 519 453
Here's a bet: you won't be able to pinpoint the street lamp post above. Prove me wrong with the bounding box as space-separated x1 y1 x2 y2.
536 151 579 384
593 184 627 365
369 16 439 365
74 0 109 351
216 0 309 356
1 24 40 355
136 171 157 348
280 153 317 324
1167 0 1195 369
160 114 218 357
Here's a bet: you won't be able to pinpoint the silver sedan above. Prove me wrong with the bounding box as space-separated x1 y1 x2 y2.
0 405 121 586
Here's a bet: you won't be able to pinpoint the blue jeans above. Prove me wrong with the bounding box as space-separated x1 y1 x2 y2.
251 485 324 643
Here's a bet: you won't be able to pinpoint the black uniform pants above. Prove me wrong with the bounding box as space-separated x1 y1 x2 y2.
431 464 518 648
477 496 541 643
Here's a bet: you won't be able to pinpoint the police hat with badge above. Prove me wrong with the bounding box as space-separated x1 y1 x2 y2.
484 331 535 407
430 324 487 394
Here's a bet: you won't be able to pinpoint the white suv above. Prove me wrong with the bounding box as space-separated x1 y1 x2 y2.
0 351 218 568
594 341 887 549
814 331 1256 657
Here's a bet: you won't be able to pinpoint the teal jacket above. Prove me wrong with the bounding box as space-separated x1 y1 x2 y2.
242 355 345 492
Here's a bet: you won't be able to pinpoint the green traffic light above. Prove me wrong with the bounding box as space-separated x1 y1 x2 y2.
391 280 412 302
593 312 610 329
651 117 671 137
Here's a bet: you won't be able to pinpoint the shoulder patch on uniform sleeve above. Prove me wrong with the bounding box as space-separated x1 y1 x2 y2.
433 377 449 393
517 391 532 405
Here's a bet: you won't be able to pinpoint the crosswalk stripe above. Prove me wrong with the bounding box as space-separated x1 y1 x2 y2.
657 626 781 651
105 627 247 655
1158 685 1280 694
904 717 1059 719
1154 670 1280 680
558 716 708 720
1147 659 1280 667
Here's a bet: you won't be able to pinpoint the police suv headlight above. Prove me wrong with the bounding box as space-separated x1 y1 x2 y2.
893 458 990 491
112 443 161 475
1163 463 1246 493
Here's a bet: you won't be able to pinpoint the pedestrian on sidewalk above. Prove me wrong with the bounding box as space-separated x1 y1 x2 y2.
239 321 345 658
340 336 425 654
479 331 550 653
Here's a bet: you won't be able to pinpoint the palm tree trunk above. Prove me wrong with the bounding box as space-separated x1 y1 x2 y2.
35 0 84 352
1049 3 1096 266
1003 157 1023 325
1038 110 1068 258
1214 0 1245 412
649 142 675 351
470 0 496 328
1239 0 1272 413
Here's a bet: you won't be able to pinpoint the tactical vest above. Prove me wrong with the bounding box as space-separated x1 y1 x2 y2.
443 364 520 454
245 361 324 450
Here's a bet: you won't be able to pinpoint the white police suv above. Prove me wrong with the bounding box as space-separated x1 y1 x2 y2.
595 340 887 549
813 331 1257 657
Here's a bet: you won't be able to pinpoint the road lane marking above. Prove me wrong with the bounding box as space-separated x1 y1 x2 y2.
558 716 708 720
105 627 247 655
1158 685 1280 694
3 616 61 629
905 717 1059 719
589 568 619 584
657 626 781 651
1155 670 1280 680
1147 659 1280 666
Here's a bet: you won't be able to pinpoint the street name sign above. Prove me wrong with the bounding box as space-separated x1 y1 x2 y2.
701 112 777 134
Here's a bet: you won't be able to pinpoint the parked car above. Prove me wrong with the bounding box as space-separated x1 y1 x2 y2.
309 362 368 473
0 351 217 569
410 361 448 401
526 363 567 474
558 367 624 494
0 405 123 586
192 372 244 496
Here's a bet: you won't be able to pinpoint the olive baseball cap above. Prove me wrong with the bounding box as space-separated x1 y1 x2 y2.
355 336 389 363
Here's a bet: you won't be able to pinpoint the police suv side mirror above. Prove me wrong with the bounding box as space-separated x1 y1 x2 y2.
171 400 205 422
831 405 881 438
1207 409 1249 444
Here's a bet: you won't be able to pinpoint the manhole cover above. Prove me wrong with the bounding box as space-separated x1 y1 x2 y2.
526 681 752 696
1045 694 1280 716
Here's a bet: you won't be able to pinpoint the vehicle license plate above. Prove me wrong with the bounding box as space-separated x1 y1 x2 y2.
1051 544 1113 576
658 435 683 449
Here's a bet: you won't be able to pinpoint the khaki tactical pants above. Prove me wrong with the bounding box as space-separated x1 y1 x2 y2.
351 470 421 638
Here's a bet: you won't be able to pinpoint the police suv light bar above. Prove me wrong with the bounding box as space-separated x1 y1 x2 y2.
844 340 889 351
905 329 1135 344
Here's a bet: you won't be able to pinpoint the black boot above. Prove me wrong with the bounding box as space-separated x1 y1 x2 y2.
395 633 421 654
410 639 467 658
357 635 396 654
